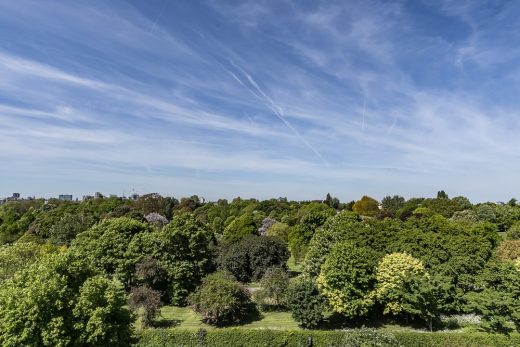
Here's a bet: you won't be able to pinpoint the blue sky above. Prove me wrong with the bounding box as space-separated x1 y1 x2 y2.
1 0 519 202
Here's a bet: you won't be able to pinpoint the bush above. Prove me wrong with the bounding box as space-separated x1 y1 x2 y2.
128 286 161 327
136 329 520 347
189 272 253 326
341 328 401 347
286 276 326 329
253 267 290 310
507 222 520 240
495 240 520 261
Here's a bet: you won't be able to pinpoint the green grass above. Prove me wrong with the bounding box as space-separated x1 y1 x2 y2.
286 255 302 274
155 306 299 330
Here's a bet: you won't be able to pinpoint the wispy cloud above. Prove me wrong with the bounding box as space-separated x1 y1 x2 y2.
0 0 519 201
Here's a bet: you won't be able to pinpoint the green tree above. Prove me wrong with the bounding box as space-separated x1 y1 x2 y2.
189 272 252 326
0 242 59 283
48 213 95 246
352 196 380 217
267 222 290 242
218 235 289 283
303 211 361 277
317 242 378 317
466 259 520 333
0 252 132 347
128 213 215 305
507 222 520 240
72 217 152 286
286 276 326 329
397 274 446 331
288 209 334 262
222 213 257 242
437 190 448 199
381 195 405 214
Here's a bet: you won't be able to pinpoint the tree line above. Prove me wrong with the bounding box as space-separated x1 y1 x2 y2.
1 192 520 346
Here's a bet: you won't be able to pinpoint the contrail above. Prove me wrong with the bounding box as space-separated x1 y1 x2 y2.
362 95 366 131
384 116 398 140
226 60 328 165
149 0 169 34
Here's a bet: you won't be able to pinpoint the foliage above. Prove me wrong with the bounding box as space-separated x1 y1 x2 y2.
395 274 448 331
286 276 327 329
137 329 520 347
352 195 380 216
0 252 133 347
374 252 428 315
466 258 520 333
267 222 290 242
317 242 379 317
128 213 215 305
222 213 258 242
288 209 334 262
381 195 406 214
128 286 162 327
302 211 361 277
72 217 152 285
495 240 520 261
506 221 520 240
48 213 95 245
258 217 277 236
143 213 169 227
341 328 402 347
218 235 289 283
253 267 290 309
0 242 59 283
189 272 252 326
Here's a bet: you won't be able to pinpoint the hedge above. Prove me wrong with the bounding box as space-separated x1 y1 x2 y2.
136 328 520 347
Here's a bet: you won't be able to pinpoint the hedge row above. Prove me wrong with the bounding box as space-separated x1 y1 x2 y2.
136 328 520 347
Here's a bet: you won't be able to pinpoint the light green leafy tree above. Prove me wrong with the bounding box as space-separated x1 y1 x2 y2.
317 242 378 317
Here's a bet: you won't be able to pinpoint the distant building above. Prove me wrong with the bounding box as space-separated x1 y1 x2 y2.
58 194 73 201
12 193 20 199
94 192 103 199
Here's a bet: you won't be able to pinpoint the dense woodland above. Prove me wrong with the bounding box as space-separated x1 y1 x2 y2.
1 192 520 346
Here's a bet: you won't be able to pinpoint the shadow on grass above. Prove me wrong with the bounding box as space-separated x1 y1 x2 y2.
151 318 183 328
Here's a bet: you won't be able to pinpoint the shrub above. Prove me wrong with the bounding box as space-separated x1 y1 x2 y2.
341 328 401 347
253 267 290 310
286 276 326 329
136 329 520 347
495 240 520 261
506 222 520 240
128 286 161 327
189 272 253 326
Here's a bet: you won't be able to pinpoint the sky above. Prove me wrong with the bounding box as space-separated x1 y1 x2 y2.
0 0 519 202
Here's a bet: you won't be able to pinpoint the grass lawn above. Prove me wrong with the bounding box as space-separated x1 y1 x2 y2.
156 306 299 330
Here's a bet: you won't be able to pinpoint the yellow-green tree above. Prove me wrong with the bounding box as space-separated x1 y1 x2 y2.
352 196 380 217
374 252 428 315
